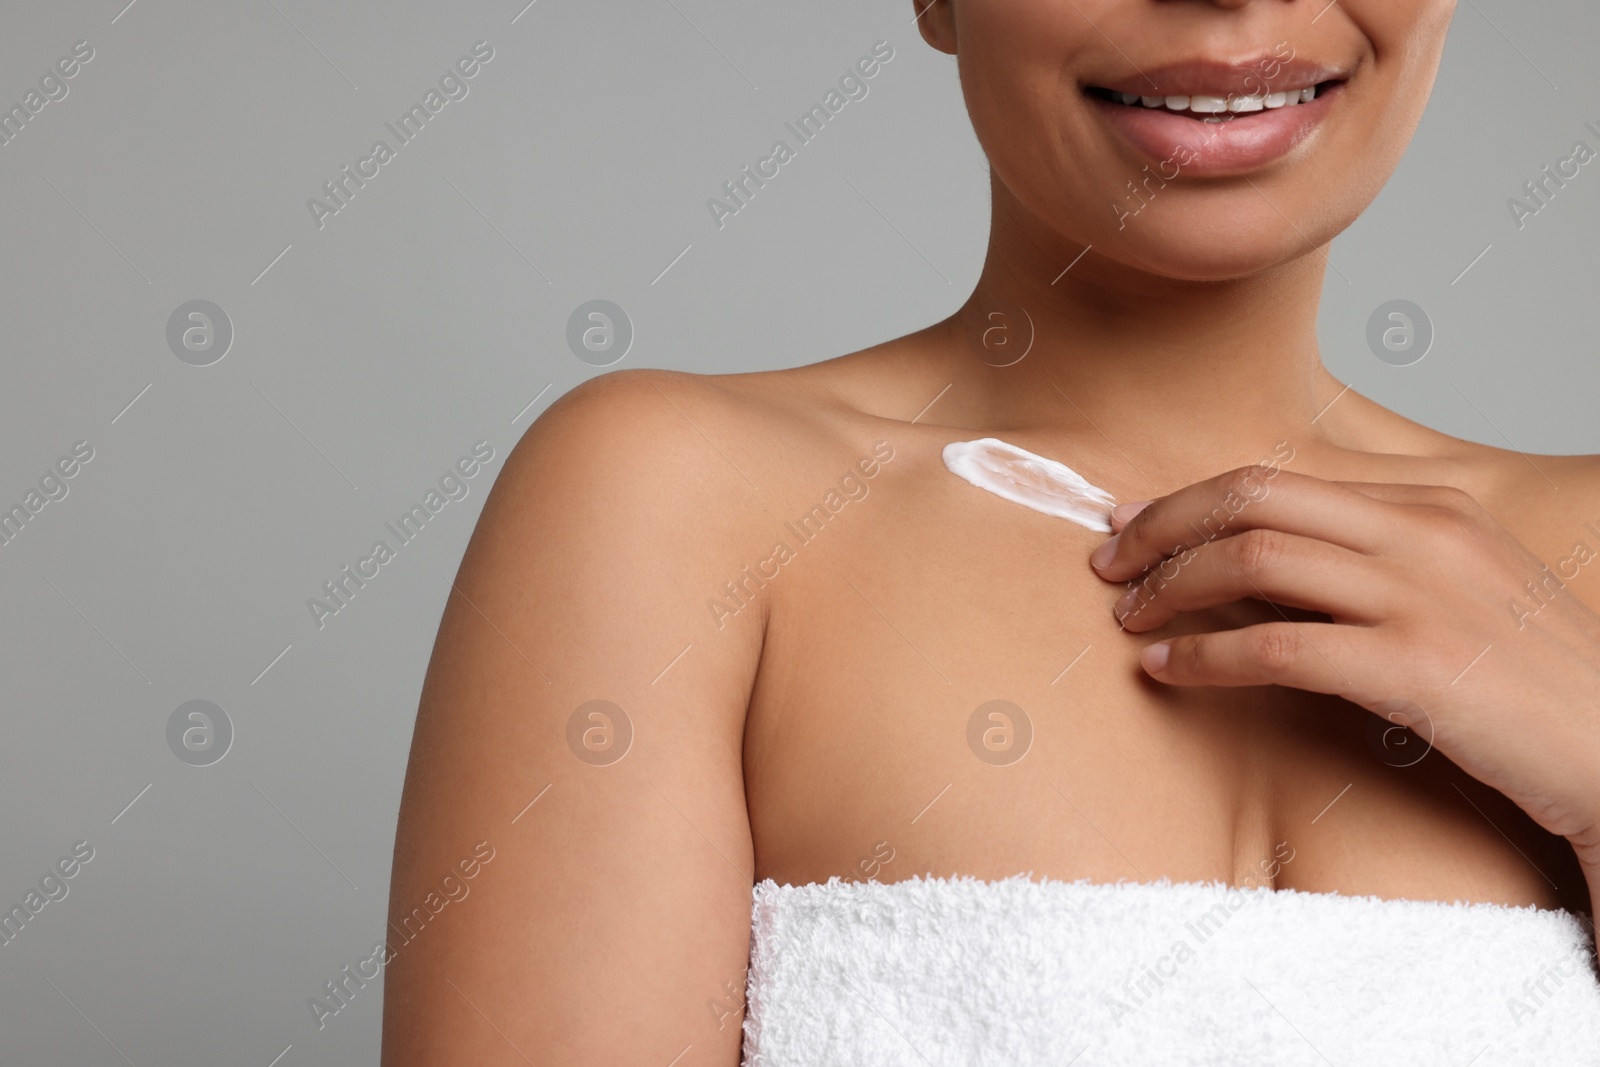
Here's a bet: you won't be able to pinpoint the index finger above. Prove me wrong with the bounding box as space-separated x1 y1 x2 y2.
1090 466 1394 582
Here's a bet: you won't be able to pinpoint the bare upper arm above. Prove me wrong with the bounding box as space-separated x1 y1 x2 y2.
382 370 765 1065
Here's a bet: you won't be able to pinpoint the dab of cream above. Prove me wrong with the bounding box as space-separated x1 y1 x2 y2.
942 437 1117 532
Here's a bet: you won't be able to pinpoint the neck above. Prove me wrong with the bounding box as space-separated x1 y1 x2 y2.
926 183 1348 477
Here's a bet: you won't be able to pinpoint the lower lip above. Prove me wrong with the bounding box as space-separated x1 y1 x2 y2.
1087 85 1342 177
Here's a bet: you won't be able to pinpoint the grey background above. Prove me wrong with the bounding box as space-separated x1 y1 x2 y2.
0 1 1595 1063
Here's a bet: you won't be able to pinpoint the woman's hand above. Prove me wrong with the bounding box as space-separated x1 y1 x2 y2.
1087 465 1600 883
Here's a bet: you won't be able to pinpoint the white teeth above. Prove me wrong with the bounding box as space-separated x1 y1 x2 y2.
1105 84 1324 113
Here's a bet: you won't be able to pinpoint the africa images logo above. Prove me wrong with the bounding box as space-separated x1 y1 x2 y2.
306 41 495 230
705 40 896 230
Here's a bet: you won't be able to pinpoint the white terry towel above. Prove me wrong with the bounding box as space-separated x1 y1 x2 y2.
741 874 1600 1066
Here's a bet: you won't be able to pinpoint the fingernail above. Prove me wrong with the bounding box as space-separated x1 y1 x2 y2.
1141 642 1170 674
1112 500 1153 524
1090 534 1120 571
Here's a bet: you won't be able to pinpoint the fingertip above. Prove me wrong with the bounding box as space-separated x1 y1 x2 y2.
1140 642 1171 675
1090 533 1120 572
1111 500 1153 528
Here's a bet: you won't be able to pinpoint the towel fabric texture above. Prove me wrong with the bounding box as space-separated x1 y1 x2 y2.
741 874 1600 1066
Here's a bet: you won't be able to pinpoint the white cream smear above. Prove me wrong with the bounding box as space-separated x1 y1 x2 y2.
942 437 1117 532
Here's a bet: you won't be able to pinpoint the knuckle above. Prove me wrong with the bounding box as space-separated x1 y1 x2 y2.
1223 465 1276 502
1231 529 1286 576
1251 624 1304 671
1420 486 1484 526
1430 484 1479 510
1418 501 1479 542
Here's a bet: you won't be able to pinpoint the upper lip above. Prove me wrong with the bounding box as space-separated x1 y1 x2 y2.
1088 57 1350 98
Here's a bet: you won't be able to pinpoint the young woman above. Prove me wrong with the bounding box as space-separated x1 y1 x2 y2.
383 0 1600 1062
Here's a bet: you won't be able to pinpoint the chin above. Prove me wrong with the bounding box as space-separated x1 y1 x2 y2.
1003 170 1346 283
1091 204 1338 283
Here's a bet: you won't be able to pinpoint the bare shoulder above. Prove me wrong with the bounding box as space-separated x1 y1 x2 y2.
495 359 912 528
1300 388 1600 608
1496 447 1600 592
385 365 837 1061
1445 439 1600 544
508 362 880 479
1439 436 1600 610
493 368 797 559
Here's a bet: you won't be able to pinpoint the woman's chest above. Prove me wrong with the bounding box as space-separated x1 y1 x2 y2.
738 500 1577 910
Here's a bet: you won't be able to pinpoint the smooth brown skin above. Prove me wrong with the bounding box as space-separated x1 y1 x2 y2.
382 1 1600 1063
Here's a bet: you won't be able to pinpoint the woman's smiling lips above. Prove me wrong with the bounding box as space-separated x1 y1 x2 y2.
1085 56 1352 177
